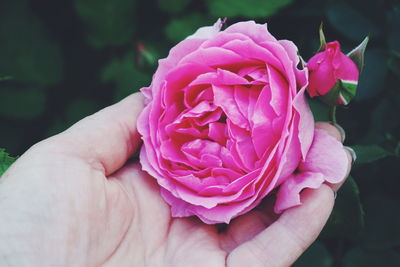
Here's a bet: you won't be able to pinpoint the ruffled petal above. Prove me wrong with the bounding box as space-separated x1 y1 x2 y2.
224 21 277 44
299 129 348 183
274 172 325 213
274 129 349 213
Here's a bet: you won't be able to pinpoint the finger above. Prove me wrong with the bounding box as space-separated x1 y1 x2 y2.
227 185 334 267
315 122 353 191
31 93 145 175
315 122 343 142
221 197 278 252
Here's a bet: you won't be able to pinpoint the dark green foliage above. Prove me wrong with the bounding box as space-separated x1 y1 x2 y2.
207 0 293 18
360 195 400 249
320 177 364 240
343 247 400 267
158 0 192 15
165 13 214 43
355 49 388 101
0 0 399 265
101 52 151 101
352 145 393 165
0 86 46 119
0 0 63 87
294 241 333 267
0 148 16 176
74 0 137 48
326 2 380 42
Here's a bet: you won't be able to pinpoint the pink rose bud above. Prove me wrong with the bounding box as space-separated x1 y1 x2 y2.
307 41 359 105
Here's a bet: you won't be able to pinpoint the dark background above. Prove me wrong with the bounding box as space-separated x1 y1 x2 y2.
0 0 399 265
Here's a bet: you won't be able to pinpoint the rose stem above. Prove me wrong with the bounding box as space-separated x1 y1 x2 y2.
329 105 337 124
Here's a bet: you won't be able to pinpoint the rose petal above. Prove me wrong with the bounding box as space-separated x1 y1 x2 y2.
222 39 283 72
212 84 250 129
299 129 348 183
189 68 250 87
274 172 325 213
179 46 256 68
186 19 223 40
224 21 277 44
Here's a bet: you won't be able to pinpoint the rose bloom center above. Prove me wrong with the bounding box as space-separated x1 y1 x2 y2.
158 61 288 196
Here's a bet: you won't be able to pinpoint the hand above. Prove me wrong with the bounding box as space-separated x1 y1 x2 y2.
0 93 352 267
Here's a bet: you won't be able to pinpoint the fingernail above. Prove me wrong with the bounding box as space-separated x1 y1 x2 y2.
330 122 346 143
329 186 338 199
344 146 357 164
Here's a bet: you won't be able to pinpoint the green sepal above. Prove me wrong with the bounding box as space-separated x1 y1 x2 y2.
318 79 357 106
318 81 341 106
347 36 369 73
298 54 306 69
317 22 327 53
339 79 358 104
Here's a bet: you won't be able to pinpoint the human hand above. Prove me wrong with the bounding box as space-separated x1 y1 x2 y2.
0 93 352 267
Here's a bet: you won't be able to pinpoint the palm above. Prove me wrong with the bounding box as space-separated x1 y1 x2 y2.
103 163 226 267
104 163 275 267
102 163 321 267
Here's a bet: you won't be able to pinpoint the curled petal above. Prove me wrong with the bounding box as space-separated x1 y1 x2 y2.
274 129 349 213
224 21 277 44
274 172 325 213
299 129 348 183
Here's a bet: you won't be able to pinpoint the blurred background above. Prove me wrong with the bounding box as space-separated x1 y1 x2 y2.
0 0 399 265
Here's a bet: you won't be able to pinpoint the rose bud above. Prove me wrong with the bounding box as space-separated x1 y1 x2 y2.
307 41 359 105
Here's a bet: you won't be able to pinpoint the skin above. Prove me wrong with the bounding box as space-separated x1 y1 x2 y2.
0 93 352 267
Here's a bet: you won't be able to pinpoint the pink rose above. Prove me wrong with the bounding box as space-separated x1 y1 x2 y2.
138 20 348 224
307 41 359 105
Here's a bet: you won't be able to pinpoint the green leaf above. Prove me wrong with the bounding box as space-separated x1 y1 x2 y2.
355 49 388 101
0 127 23 155
165 14 213 43
207 0 293 18
352 145 392 165
0 0 64 87
361 97 397 144
347 36 369 73
0 76 12 81
396 141 400 157
0 148 16 177
344 247 400 267
75 0 136 48
0 86 46 119
101 52 151 101
326 2 380 42
293 242 333 267
360 195 400 249
321 177 364 239
158 0 192 14
387 5 400 52
388 54 400 78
